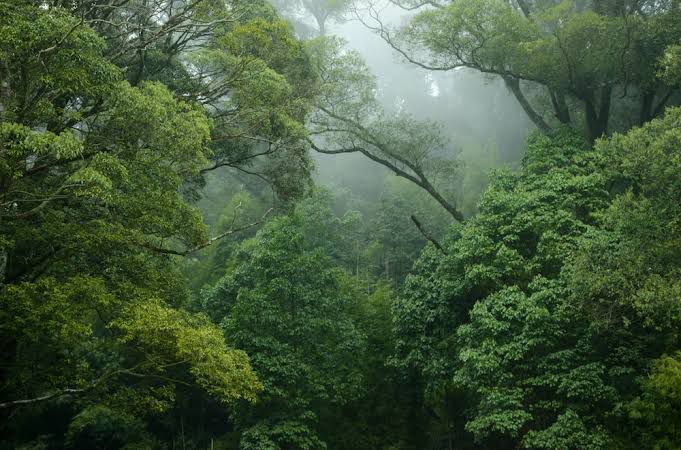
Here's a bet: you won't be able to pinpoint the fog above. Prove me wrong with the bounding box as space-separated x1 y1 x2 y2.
287 2 534 208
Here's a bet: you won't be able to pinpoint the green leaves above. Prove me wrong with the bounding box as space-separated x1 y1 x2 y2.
308 37 464 219
393 106 681 448
0 123 83 160
113 299 262 404
204 206 366 448
0 2 120 125
454 281 598 445
0 4 263 446
66 405 150 449
394 0 681 137
406 0 537 72
188 13 315 201
523 410 610 450
659 44 681 85
627 352 681 449
2 0 681 448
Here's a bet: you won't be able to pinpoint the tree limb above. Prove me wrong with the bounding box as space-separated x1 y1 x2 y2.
144 208 273 256
503 76 551 132
0 388 87 409
411 215 448 254
309 140 464 221
356 3 556 134
387 0 446 11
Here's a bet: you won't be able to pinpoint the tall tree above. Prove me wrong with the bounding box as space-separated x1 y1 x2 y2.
307 37 465 221
391 107 681 449
358 0 681 141
0 2 310 446
203 208 366 449
37 0 318 202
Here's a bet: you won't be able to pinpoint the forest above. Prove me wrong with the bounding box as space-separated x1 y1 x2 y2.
0 0 680 448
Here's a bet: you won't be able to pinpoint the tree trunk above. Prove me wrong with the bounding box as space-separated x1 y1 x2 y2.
639 90 655 125
550 90 571 124
516 0 532 17
638 88 672 126
0 78 8 118
584 86 612 143
314 14 327 36
584 101 604 143
0 248 6 284
421 179 465 222
503 76 551 133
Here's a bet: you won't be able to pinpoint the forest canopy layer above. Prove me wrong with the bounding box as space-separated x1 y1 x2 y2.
0 0 680 449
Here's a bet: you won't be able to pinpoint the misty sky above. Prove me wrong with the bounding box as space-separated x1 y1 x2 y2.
307 2 533 200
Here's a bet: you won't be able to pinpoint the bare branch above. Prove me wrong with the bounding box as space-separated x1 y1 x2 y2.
387 0 446 11
0 388 86 409
411 214 448 254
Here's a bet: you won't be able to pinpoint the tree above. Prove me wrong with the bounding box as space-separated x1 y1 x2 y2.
202 209 366 449
272 0 353 35
307 37 465 221
358 0 681 142
33 0 318 202
459 108 681 449
367 176 452 282
659 42 681 88
392 128 610 448
627 352 681 449
0 3 263 446
3 0 681 448
190 13 316 201
392 107 681 448
184 191 268 292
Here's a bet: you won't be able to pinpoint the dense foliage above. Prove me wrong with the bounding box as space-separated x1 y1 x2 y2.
366 0 681 141
1 0 680 449
394 111 681 448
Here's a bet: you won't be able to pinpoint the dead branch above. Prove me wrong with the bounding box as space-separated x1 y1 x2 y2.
410 215 448 254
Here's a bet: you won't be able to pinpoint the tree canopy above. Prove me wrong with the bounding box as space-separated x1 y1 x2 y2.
1 0 680 448
359 0 681 141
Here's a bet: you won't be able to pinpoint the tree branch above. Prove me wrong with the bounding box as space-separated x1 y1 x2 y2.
503 76 551 132
309 140 464 221
144 208 273 256
356 2 557 134
411 215 448 254
387 0 446 11
0 388 86 409
354 4 460 72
